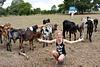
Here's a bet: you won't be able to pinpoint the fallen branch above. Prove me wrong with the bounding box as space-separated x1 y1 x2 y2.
20 49 29 60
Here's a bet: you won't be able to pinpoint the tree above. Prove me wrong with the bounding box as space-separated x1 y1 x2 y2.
58 3 65 13
18 2 32 15
9 0 24 15
51 5 57 10
0 0 6 6
33 8 41 14
0 7 7 16
64 0 94 13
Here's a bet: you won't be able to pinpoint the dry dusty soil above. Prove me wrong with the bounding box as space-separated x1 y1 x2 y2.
0 14 100 67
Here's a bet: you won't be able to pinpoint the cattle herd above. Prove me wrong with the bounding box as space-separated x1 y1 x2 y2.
0 17 98 59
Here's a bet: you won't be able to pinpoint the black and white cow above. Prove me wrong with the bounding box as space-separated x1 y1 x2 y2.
26 25 38 32
63 20 80 41
43 19 50 24
40 24 52 48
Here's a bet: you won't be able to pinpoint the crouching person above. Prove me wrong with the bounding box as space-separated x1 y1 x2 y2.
38 32 83 66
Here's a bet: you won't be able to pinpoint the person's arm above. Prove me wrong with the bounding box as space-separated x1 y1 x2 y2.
38 38 56 44
63 38 84 44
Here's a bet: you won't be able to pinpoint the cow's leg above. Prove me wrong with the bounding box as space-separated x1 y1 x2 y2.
0 35 3 44
74 33 76 41
69 32 71 41
63 30 65 39
8 43 12 52
29 41 31 50
19 40 24 55
46 37 48 47
6 43 9 51
95 25 97 32
43 36 45 48
49 33 52 45
89 32 92 43
80 31 82 38
32 40 34 51
86 30 88 39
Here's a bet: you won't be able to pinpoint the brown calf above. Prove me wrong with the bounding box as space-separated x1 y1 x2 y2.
19 31 42 54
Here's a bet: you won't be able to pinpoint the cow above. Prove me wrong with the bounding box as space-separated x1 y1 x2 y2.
0 25 4 44
93 19 98 32
43 19 50 24
6 28 25 51
26 25 46 32
52 24 58 38
79 18 87 38
40 24 52 48
19 31 42 54
26 25 38 32
63 20 80 41
85 20 93 42
0 23 11 44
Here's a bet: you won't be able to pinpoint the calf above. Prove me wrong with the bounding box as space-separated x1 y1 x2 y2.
94 19 98 32
86 20 93 42
43 19 50 24
52 24 58 38
80 18 87 38
40 24 52 48
63 20 80 41
19 31 42 54
6 28 25 51
0 23 11 44
26 25 38 32
26 25 46 32
0 25 4 44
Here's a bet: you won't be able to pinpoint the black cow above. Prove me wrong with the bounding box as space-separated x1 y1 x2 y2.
86 20 93 42
94 19 98 32
63 20 80 41
6 28 25 51
43 19 50 24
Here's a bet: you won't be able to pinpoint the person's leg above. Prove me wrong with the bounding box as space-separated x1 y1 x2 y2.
58 54 65 62
52 50 59 61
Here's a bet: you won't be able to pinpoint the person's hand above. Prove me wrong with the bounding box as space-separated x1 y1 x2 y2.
78 38 84 42
38 38 42 42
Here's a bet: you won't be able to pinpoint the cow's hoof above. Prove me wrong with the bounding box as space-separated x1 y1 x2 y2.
30 48 31 50
19 53 20 55
7 49 8 51
10 50 12 52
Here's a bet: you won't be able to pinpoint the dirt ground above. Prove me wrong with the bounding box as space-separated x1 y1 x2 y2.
0 14 100 67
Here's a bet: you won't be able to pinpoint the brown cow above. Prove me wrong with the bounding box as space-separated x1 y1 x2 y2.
19 31 42 54
52 24 58 38
0 23 11 44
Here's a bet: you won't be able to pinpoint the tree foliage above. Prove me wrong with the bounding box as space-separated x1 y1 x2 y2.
0 0 6 6
51 5 57 10
63 0 100 13
18 2 32 15
9 0 24 15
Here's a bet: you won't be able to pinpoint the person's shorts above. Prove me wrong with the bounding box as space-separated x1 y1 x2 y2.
59 53 66 57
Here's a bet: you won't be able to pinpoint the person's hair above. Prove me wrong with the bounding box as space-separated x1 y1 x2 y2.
57 31 62 36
